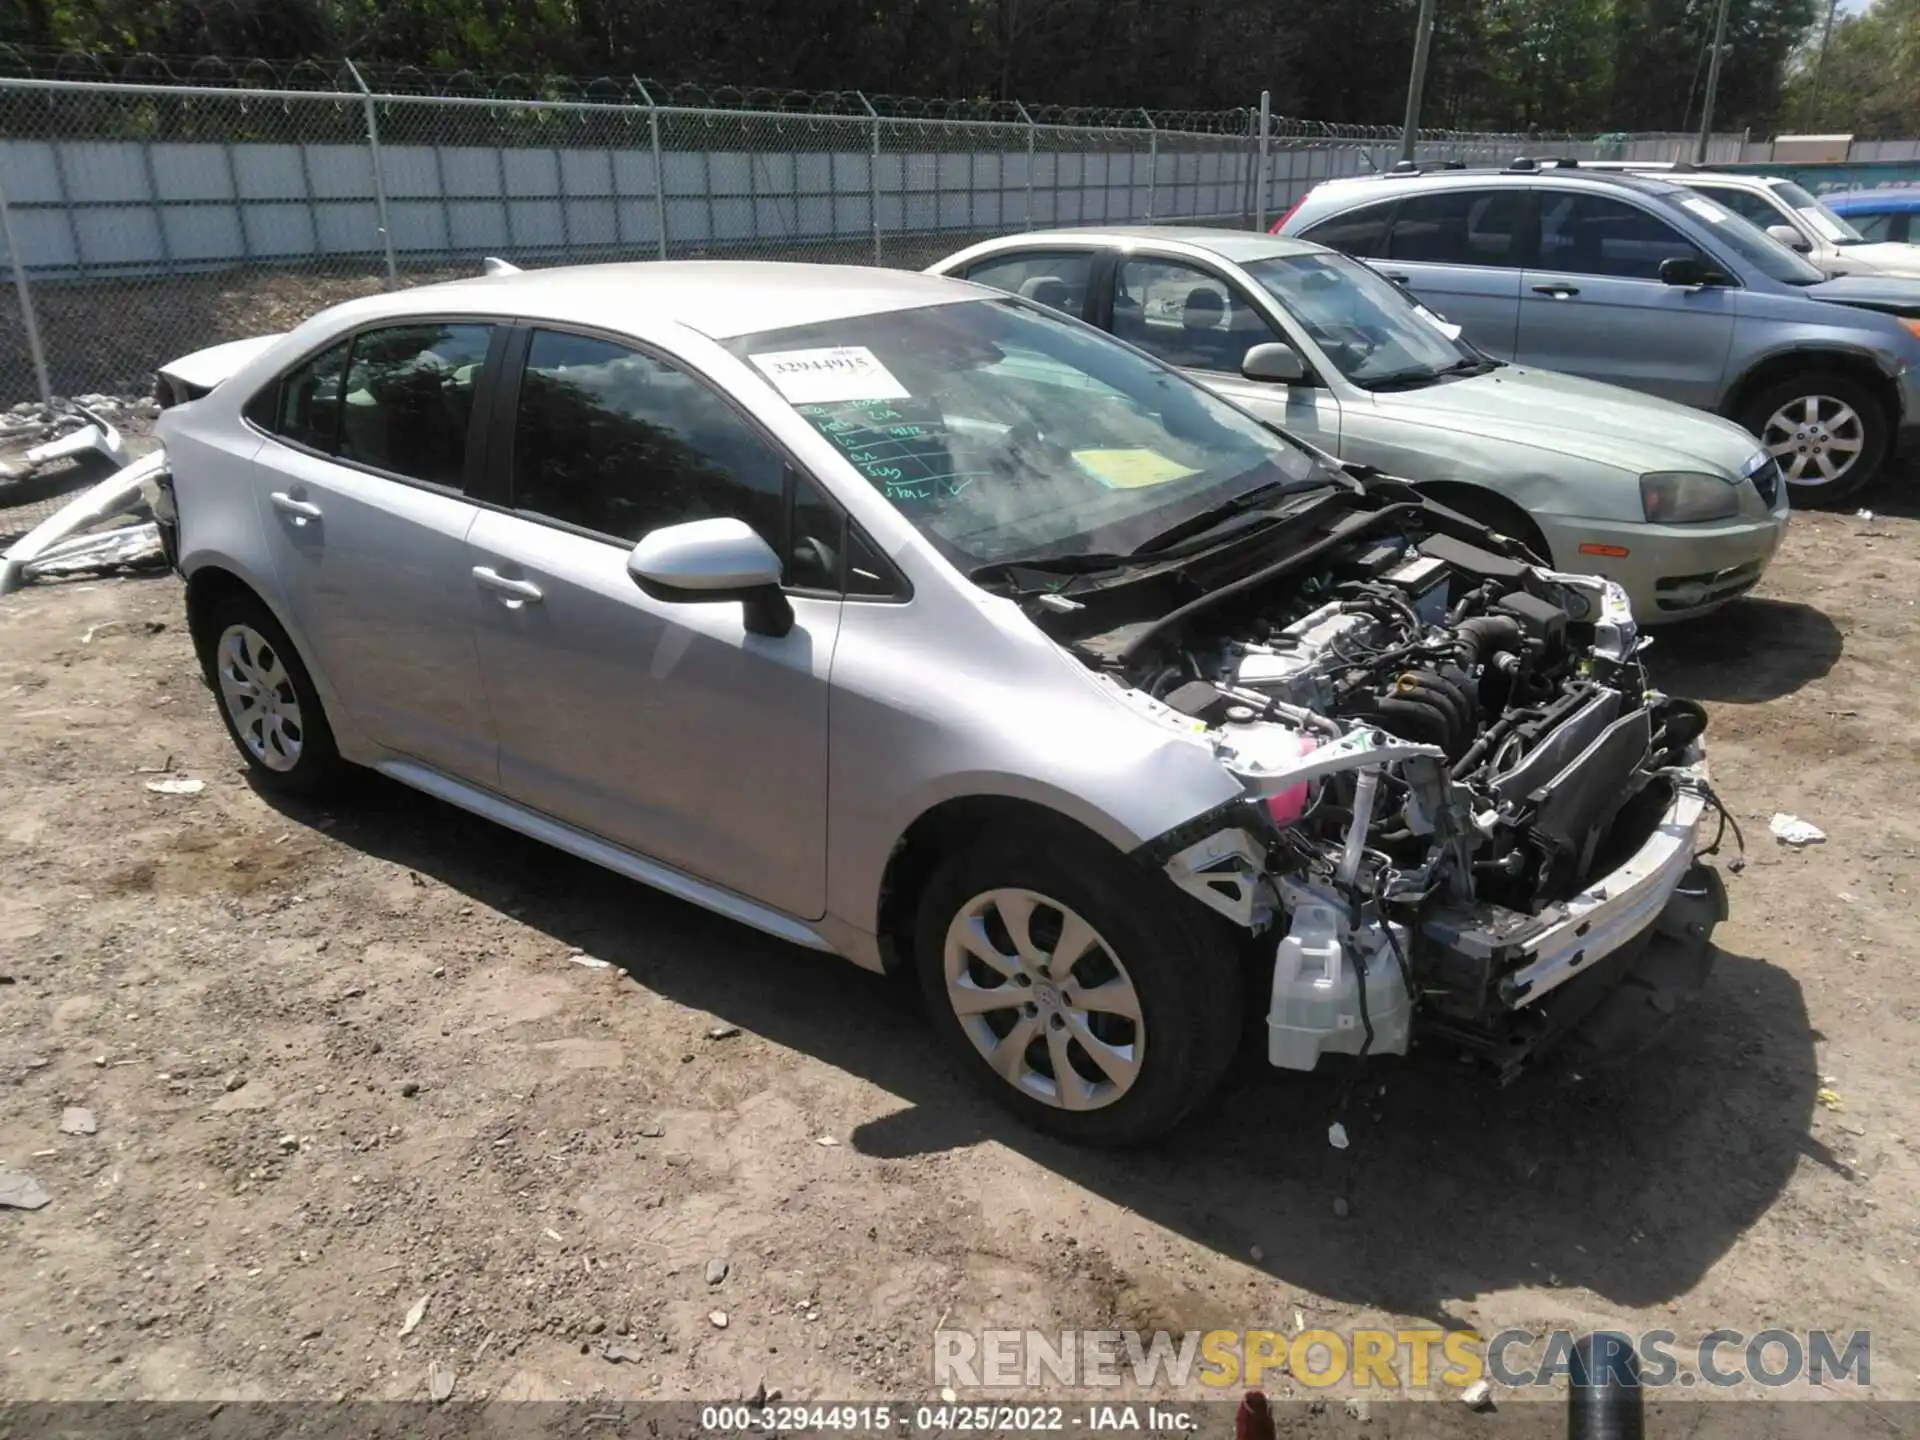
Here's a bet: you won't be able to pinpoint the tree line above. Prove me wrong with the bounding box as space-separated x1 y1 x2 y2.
12 0 1895 137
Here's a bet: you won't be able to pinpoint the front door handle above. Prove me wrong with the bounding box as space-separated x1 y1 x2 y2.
1531 283 1580 299
269 492 322 523
472 566 543 604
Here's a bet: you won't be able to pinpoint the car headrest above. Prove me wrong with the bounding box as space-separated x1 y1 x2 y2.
1182 286 1226 330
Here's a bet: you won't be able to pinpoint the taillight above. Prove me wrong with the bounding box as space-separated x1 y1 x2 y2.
1269 199 1304 234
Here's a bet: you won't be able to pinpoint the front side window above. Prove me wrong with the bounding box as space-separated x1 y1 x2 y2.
1243 250 1471 388
959 252 1094 317
1111 258 1282 375
1388 190 1526 267
1658 187 1825 285
1299 200 1396 259
724 297 1327 570
1536 193 1705 280
1690 184 1787 233
509 330 838 589
1775 180 1868 243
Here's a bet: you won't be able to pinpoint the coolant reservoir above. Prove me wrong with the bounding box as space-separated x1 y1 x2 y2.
1268 903 1411 1071
1216 716 1318 826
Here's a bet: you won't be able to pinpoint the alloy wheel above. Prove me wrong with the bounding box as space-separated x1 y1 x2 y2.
1763 393 1865 488
216 623 305 772
942 888 1145 1112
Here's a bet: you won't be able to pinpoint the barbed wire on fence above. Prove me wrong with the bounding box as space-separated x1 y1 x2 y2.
0 51 1751 414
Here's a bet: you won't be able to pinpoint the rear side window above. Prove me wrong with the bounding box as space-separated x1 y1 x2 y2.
1852 211 1899 242
262 340 349 451
1388 190 1526 266
1299 199 1396 258
959 252 1094 316
1537 194 1706 280
337 323 493 488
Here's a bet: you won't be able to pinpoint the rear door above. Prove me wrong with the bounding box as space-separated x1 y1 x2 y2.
247 320 500 781
1103 251 1341 452
1516 191 1735 409
1374 187 1530 358
466 325 841 920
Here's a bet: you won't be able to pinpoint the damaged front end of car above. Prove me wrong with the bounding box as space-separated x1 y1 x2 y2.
1007 481 1731 1079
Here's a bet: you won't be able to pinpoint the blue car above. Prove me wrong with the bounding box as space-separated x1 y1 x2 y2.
1823 190 1920 245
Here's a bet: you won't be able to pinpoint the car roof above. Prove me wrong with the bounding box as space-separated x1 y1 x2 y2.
1303 165 1687 204
1822 190 1920 213
966 225 1326 263
320 261 981 342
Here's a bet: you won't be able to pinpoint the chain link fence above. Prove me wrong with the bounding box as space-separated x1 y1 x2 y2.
0 58 1747 420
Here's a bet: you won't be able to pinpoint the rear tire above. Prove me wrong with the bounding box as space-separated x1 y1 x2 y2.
201 591 343 798
1738 371 1887 506
912 828 1244 1147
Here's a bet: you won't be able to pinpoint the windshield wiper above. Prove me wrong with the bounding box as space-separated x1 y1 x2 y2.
1126 480 1296 556
967 550 1139 584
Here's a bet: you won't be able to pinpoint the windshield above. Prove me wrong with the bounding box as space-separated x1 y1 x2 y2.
1241 251 1473 387
1667 189 1827 285
724 298 1327 569
1775 180 1869 244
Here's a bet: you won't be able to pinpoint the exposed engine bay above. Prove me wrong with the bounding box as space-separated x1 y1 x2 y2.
992 482 1728 1076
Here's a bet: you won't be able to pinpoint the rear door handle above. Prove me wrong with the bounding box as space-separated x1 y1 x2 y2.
1381 271 1412 285
1531 283 1580 298
269 491 322 522
472 565 543 604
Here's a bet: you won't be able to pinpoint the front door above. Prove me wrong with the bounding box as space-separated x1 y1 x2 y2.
1107 254 1342 453
248 321 498 781
1516 192 1735 410
468 327 840 921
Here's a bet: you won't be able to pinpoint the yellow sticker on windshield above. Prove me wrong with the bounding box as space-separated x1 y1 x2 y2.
1072 449 1198 489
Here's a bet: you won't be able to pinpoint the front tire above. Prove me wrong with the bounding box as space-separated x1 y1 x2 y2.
912 830 1244 1147
201 591 343 797
1739 371 1887 505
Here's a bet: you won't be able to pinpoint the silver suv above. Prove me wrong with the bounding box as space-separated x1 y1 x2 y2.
1280 162 1920 502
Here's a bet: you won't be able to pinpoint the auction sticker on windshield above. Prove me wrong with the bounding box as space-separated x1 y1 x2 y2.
750 346 909 403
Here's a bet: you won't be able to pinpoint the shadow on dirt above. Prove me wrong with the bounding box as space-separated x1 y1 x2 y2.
1648 597 1842 704
265 775 1825 1329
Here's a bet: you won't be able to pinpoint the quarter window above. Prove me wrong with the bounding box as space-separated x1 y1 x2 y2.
1299 200 1396 259
1111 258 1281 374
1387 190 1526 266
959 252 1094 316
509 329 841 590
1536 194 1707 280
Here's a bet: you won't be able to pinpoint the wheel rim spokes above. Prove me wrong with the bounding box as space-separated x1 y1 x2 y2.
942 888 1145 1113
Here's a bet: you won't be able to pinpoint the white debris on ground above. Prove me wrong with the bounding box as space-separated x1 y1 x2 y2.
1769 813 1827 847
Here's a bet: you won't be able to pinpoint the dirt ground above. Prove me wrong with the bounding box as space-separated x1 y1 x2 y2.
1 481 1918 1427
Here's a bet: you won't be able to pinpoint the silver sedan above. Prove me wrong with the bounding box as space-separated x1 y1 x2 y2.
155 261 1727 1145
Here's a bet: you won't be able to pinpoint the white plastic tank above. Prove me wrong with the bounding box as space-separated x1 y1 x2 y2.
1267 902 1412 1071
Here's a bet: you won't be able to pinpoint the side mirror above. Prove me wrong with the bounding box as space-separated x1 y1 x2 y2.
627 517 794 638
1658 256 1728 288
1240 342 1310 384
1766 223 1812 254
